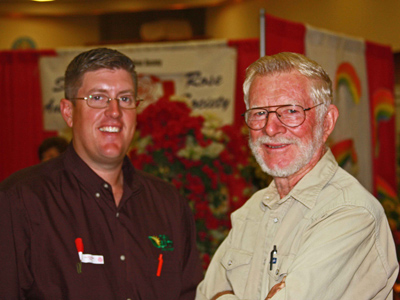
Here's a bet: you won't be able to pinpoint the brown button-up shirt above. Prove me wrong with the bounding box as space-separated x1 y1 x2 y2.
0 144 202 300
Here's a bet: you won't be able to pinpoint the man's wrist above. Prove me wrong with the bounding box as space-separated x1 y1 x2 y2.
211 290 234 300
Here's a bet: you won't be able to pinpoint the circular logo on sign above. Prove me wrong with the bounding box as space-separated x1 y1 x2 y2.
12 36 36 49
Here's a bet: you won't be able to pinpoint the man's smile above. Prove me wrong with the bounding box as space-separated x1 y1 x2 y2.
99 126 121 133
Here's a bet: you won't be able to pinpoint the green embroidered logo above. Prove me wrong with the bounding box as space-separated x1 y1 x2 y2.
148 235 174 251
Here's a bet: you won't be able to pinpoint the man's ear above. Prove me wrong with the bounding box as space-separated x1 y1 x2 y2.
60 99 74 128
322 104 339 142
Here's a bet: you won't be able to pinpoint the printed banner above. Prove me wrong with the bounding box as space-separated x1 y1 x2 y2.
264 14 397 193
39 40 237 131
305 26 372 191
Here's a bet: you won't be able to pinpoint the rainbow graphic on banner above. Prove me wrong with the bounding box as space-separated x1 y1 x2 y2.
376 175 397 201
335 62 362 104
375 175 399 231
373 89 394 123
372 88 394 156
331 139 358 175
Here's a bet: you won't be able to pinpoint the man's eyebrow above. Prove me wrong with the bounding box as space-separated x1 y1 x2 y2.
87 88 108 94
250 104 298 109
118 89 135 94
86 88 135 94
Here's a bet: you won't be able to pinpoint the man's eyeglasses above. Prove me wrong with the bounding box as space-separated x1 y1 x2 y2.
242 103 323 130
69 94 143 109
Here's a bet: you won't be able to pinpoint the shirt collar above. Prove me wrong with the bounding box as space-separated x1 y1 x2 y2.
261 149 338 210
63 143 141 198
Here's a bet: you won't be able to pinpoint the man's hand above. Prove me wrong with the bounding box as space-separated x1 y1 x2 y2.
209 276 286 300
265 277 286 300
211 290 234 300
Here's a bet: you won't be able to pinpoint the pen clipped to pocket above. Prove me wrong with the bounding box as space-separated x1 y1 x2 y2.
269 245 277 271
268 245 290 282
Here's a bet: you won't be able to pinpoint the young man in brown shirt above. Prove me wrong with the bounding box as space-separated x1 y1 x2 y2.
0 48 202 300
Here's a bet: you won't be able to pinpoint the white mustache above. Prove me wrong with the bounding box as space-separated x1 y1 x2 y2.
252 136 299 147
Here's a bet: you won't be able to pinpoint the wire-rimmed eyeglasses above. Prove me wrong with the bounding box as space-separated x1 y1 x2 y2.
242 103 323 130
69 94 143 109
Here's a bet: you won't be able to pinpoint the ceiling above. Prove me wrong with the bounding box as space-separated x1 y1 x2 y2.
0 0 231 16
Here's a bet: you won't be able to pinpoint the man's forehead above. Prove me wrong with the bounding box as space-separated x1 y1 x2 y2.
80 68 134 85
81 67 129 78
249 74 311 106
254 72 309 90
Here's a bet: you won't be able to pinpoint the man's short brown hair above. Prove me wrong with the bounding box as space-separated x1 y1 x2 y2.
64 48 137 101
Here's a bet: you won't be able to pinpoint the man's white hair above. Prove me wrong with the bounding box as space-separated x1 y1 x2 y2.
243 52 332 122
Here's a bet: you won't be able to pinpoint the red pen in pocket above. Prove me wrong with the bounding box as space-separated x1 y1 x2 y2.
157 254 163 277
75 238 83 274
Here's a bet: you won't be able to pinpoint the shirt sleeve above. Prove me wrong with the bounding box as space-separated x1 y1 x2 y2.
196 229 241 300
0 188 32 299
271 205 398 300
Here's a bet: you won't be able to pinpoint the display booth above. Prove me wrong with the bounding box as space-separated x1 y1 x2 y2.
0 15 398 268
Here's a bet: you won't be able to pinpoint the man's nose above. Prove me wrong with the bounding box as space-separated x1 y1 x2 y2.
263 111 286 136
105 98 122 118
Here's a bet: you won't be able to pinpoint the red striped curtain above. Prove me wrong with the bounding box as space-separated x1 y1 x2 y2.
0 50 56 181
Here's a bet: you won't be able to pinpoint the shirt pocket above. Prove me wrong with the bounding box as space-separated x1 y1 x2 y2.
142 256 182 299
268 253 294 283
221 248 253 298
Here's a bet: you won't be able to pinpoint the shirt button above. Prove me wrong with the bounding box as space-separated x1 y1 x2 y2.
275 269 279 275
103 183 109 189
116 212 120 218
95 192 100 198
273 218 279 223
120 255 126 261
228 260 232 266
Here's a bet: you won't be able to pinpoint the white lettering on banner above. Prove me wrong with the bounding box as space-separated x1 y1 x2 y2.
39 40 237 131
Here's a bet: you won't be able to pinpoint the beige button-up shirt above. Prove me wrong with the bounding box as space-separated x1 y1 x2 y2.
196 149 398 300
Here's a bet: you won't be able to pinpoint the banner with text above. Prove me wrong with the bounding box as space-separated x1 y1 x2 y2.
39 40 237 131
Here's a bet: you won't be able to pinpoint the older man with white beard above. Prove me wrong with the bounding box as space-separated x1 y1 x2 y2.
196 52 398 300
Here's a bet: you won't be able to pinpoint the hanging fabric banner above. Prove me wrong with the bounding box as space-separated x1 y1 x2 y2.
39 40 237 131
264 14 396 194
305 26 372 191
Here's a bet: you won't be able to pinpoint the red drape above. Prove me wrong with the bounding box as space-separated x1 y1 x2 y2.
0 50 57 181
366 41 397 194
265 14 306 56
228 38 260 126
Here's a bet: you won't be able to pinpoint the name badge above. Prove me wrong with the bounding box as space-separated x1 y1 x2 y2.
81 254 104 264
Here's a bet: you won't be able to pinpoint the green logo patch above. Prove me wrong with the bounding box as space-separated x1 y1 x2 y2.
148 235 174 251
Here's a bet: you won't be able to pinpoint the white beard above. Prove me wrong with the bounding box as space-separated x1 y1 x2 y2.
249 124 324 178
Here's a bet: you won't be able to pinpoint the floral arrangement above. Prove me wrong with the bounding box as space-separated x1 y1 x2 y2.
129 96 270 269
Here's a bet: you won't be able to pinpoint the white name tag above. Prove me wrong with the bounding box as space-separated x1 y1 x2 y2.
81 254 104 264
